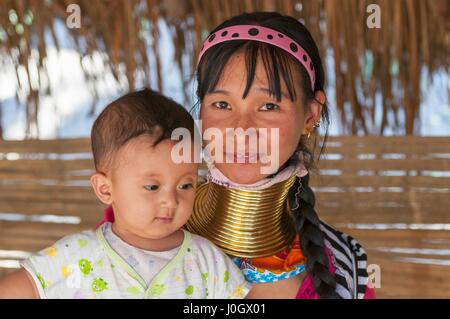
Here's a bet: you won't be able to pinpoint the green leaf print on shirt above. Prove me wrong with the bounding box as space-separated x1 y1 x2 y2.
78 239 88 248
202 272 208 281
126 286 141 295
92 278 108 293
224 271 229 283
185 285 194 295
37 273 46 289
150 284 166 297
78 258 93 276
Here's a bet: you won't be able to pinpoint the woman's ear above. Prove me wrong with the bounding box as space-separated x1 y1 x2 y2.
90 172 113 205
302 91 325 134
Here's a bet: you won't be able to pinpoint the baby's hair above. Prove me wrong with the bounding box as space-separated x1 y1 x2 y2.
196 12 337 298
91 88 196 173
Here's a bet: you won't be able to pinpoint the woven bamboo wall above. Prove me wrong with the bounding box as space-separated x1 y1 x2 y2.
0 136 449 297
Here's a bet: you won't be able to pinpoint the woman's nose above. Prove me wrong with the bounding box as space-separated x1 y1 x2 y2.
233 111 255 130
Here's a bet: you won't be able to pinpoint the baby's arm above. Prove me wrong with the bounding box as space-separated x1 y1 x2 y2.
0 268 40 299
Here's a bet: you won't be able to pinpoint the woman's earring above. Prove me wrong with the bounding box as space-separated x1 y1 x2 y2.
306 121 321 139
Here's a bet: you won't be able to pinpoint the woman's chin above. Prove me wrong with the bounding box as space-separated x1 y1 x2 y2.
216 163 267 185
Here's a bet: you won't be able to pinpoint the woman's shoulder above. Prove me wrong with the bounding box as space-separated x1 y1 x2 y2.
318 220 371 299
319 220 367 260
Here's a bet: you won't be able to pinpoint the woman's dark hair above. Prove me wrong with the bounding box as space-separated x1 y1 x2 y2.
195 12 337 298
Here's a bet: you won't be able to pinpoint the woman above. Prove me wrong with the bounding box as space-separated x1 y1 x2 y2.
102 11 375 299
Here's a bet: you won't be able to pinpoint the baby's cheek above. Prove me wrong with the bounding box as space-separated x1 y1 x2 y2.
177 201 194 222
127 202 157 225
140 202 158 219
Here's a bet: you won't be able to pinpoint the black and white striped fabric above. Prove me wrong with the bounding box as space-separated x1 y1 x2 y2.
320 220 370 299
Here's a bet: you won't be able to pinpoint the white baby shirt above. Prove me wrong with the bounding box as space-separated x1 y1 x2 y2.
20 222 251 299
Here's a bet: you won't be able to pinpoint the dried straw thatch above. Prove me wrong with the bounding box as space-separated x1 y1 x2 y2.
0 0 449 138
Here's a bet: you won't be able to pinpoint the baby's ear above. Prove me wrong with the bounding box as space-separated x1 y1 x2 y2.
90 172 113 205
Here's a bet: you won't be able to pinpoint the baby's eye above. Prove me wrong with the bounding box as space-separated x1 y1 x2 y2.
144 185 159 191
178 183 194 190
212 101 231 110
259 103 280 111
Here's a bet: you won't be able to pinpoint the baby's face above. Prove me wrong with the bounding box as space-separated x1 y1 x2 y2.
109 135 198 240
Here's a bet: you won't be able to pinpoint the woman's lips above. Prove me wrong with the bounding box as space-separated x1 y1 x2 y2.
224 152 260 164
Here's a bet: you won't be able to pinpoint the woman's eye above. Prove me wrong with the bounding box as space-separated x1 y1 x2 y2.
144 185 159 191
212 101 231 110
178 183 194 190
260 103 280 111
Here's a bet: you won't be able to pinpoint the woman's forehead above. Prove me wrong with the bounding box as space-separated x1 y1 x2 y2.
210 54 296 101
210 49 302 102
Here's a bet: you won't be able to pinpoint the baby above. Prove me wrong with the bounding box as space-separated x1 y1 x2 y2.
0 89 251 299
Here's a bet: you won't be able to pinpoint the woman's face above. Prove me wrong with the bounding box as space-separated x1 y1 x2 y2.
200 52 323 184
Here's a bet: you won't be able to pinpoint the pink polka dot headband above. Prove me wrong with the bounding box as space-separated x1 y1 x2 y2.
198 25 316 91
